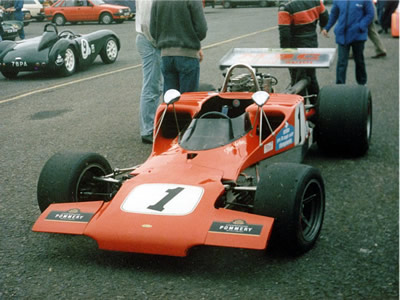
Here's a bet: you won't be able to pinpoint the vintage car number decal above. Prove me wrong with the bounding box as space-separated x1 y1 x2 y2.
121 184 204 215
81 39 91 59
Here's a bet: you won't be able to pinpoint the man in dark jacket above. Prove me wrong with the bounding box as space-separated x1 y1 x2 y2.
322 0 374 85
150 0 207 93
278 0 329 103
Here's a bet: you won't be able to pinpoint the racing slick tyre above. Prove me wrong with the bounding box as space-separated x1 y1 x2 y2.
53 14 66 26
100 12 113 25
254 163 325 255
1 70 19 79
316 84 372 157
58 46 76 77
100 37 119 64
37 152 113 212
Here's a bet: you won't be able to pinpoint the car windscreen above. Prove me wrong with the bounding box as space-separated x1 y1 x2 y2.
91 0 105 5
179 112 252 151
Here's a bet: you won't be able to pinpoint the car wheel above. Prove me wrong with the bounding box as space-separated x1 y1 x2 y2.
223 1 231 8
37 152 113 212
254 163 325 255
316 84 372 157
1 70 19 79
100 12 113 25
100 37 119 64
53 14 66 26
58 46 76 76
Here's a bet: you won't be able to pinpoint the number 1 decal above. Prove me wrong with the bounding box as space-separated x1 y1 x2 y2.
147 187 184 212
121 184 204 215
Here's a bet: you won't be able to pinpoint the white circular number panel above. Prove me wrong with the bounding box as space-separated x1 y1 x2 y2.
120 184 204 216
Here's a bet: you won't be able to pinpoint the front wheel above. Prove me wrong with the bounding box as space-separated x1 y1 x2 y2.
254 163 325 255
1 70 19 79
37 152 113 212
100 37 119 64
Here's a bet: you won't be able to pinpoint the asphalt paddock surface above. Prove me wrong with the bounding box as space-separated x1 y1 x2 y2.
0 6 399 300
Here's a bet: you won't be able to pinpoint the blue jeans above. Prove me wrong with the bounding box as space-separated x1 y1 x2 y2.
161 56 200 93
136 34 163 136
14 11 25 39
337 41 367 85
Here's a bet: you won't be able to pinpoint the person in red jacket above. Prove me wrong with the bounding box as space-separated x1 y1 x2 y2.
278 0 329 104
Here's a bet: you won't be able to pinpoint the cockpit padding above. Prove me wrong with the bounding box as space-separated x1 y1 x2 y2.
38 31 59 51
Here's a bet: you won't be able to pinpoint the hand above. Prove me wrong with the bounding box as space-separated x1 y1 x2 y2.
198 49 204 63
321 29 329 38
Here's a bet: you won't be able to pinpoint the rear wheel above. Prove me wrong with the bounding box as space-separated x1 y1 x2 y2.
37 152 113 212
100 37 119 64
53 14 66 26
316 84 372 156
58 46 76 76
1 70 19 79
254 163 325 255
223 1 231 8
100 12 113 25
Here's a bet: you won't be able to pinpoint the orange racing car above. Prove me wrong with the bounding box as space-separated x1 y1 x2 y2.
33 48 372 257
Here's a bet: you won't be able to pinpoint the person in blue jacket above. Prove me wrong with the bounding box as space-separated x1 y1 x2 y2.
13 0 24 39
322 0 374 85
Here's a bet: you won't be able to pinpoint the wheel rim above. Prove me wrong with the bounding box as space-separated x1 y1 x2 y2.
55 16 64 26
106 39 118 60
102 14 112 24
64 48 75 72
366 96 372 141
75 164 110 201
300 179 324 242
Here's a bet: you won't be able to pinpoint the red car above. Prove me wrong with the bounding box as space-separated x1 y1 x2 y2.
44 0 130 25
33 48 372 257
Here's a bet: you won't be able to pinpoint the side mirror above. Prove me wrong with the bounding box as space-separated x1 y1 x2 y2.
164 89 181 105
252 91 270 107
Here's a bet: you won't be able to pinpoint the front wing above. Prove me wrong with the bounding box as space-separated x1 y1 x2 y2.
33 178 274 257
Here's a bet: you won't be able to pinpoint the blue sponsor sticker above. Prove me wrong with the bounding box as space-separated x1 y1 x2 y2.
276 122 294 150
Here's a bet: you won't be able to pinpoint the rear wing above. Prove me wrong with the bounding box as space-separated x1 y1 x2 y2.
219 48 336 70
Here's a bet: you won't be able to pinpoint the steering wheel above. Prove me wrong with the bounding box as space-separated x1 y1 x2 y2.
44 23 58 35
199 111 234 140
199 111 231 119
59 30 75 39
